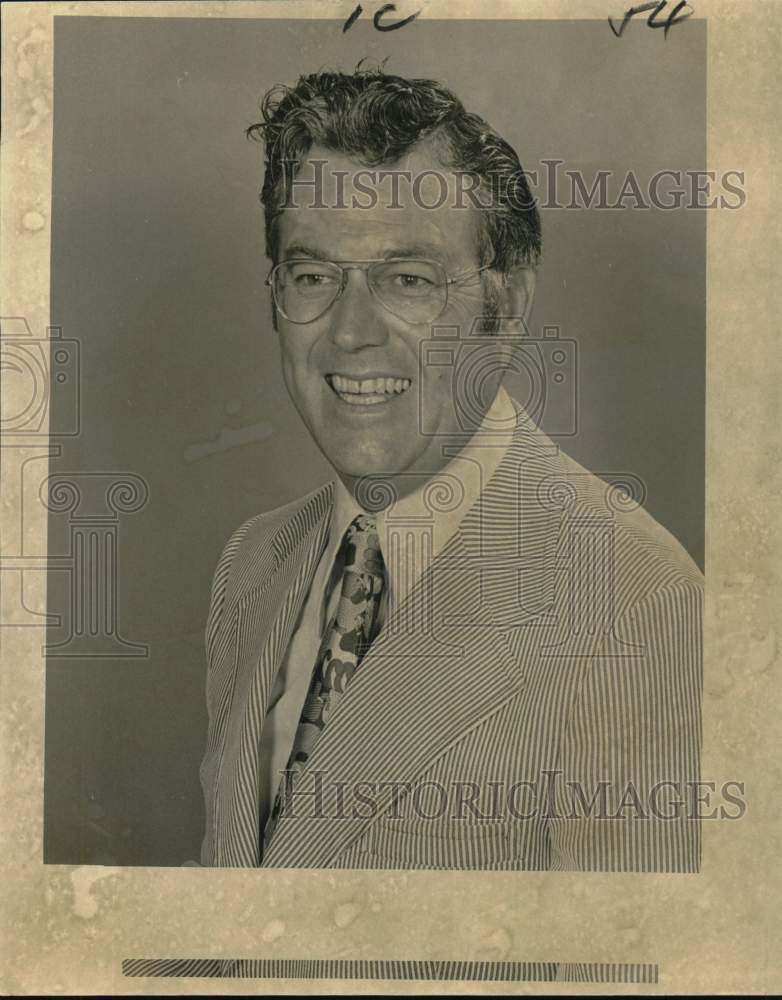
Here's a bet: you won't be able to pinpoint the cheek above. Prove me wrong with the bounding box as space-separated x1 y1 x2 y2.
278 348 298 403
279 335 316 392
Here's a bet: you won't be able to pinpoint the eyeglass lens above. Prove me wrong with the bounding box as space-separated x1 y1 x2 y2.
273 259 448 324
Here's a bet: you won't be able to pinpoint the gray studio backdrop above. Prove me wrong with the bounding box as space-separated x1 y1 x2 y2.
45 16 705 865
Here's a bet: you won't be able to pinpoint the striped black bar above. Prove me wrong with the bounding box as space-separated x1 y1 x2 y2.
122 958 658 982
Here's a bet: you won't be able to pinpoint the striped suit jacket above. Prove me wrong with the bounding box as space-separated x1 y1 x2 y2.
199 410 703 872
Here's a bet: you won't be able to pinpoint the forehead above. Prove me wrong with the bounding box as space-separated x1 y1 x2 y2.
276 144 480 265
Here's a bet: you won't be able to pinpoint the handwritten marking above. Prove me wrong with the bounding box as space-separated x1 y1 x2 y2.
343 4 363 32
374 3 421 31
609 0 694 38
343 2 421 33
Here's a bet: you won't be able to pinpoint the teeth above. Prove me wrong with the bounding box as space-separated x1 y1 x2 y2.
330 374 412 397
338 394 388 406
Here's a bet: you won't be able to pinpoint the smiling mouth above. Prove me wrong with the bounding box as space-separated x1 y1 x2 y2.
326 374 413 406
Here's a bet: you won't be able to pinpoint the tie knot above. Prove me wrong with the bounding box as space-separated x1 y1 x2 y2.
343 513 385 580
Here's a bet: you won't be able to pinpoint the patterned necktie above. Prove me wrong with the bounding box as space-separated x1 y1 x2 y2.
263 513 385 852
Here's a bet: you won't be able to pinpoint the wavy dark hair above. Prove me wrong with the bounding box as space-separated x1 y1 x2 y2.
247 67 541 277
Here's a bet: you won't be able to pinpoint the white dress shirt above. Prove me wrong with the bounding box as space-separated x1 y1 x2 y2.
257 384 520 831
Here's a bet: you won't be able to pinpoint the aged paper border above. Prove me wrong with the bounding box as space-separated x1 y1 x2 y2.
1 0 779 994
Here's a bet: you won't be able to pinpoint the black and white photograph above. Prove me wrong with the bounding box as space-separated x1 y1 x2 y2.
1 1 778 994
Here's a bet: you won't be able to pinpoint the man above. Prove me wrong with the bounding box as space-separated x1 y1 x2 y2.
198 68 703 872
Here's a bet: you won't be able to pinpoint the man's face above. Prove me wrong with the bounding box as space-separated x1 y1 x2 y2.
273 144 508 486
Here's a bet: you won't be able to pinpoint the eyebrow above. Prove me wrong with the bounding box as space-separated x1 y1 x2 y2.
282 242 448 263
283 243 332 261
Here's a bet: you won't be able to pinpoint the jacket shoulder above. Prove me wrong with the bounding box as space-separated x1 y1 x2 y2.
553 446 703 614
205 482 333 643
222 482 333 601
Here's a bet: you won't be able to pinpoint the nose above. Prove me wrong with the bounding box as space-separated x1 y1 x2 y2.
326 267 390 351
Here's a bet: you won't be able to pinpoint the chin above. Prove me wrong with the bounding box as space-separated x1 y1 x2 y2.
327 442 414 483
334 456 405 482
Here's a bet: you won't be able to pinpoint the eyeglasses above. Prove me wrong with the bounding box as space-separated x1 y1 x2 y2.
265 257 494 325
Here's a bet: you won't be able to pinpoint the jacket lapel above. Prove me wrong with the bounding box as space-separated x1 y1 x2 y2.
262 418 566 869
214 484 333 866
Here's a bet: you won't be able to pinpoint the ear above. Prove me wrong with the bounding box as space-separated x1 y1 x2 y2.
499 265 536 331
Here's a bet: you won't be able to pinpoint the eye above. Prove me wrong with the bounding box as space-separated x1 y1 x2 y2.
292 270 338 288
393 273 434 288
281 261 341 297
375 260 443 295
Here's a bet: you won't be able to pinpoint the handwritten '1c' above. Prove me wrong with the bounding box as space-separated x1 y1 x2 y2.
343 3 422 33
